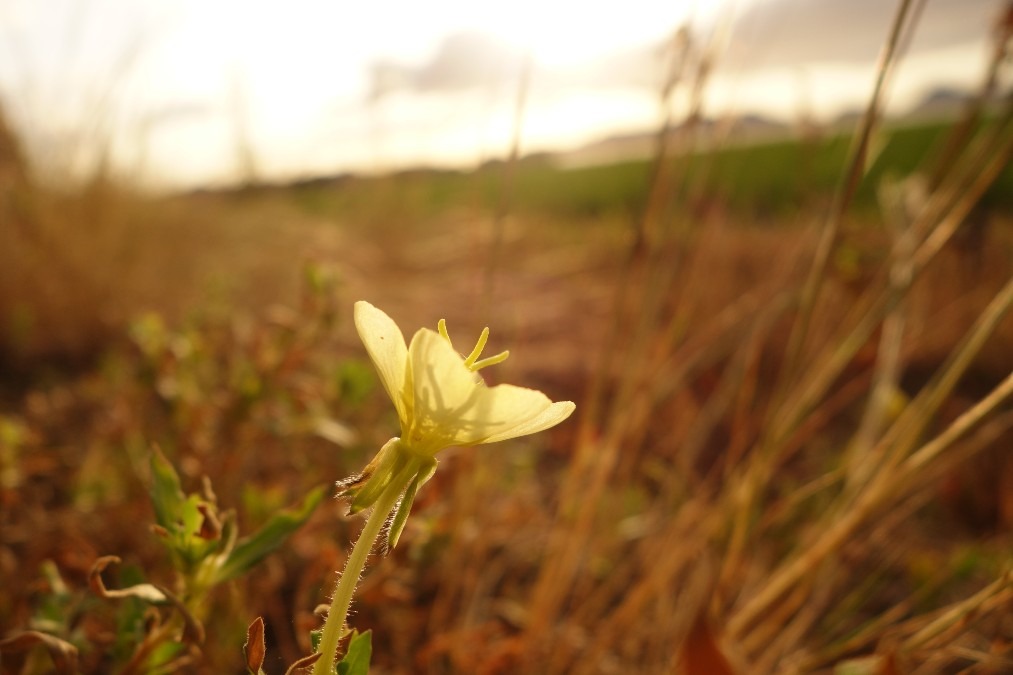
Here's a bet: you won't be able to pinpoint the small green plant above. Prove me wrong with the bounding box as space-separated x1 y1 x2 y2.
94 447 323 674
0 448 323 674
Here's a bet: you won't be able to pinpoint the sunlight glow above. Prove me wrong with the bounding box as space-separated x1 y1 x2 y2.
0 0 998 188
455 0 705 67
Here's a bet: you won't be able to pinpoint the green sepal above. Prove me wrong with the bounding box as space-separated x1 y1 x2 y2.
341 438 409 514
309 629 322 654
385 459 437 554
336 630 372 675
214 485 326 584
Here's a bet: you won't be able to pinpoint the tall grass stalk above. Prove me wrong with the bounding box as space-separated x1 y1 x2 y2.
718 0 922 599
777 0 917 391
729 276 1013 641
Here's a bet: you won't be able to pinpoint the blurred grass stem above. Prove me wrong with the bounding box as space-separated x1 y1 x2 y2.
482 52 531 322
778 0 916 393
721 0 919 596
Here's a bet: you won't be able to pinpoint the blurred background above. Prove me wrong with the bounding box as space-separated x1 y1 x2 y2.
1 0 1012 673
0 0 1003 185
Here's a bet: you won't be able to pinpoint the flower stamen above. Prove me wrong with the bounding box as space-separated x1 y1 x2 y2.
471 350 510 371
463 327 490 368
437 320 509 372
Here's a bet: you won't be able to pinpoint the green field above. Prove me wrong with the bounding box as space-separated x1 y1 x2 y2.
281 118 1013 223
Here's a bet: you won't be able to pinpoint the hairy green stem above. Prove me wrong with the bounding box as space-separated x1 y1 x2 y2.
312 470 410 675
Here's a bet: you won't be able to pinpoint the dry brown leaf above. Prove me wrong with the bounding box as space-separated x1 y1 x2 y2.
284 651 322 675
244 616 267 674
877 650 904 675
679 611 737 675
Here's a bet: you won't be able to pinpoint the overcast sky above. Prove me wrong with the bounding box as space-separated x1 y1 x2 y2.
0 0 1005 188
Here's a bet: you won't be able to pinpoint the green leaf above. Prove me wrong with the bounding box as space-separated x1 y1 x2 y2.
336 630 372 675
214 485 326 583
149 446 186 531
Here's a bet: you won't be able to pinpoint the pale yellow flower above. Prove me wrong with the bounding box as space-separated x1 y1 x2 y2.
354 300 575 455
339 301 575 548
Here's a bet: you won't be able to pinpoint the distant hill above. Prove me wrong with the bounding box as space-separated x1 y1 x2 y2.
904 87 971 120
551 86 975 169
553 115 792 169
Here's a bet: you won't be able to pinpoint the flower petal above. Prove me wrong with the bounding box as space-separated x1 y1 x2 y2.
406 329 573 451
354 301 410 425
480 399 576 443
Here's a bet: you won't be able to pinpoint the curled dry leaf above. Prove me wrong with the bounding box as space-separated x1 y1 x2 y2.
89 555 167 604
89 556 206 644
0 630 79 674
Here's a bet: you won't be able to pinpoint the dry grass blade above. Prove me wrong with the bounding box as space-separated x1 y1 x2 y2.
729 271 1013 641
902 571 1013 653
878 275 1013 478
521 25 717 658
775 0 918 396
902 371 1013 481
847 177 918 470
913 117 1013 268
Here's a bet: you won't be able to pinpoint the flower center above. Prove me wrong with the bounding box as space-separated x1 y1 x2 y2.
438 319 510 372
